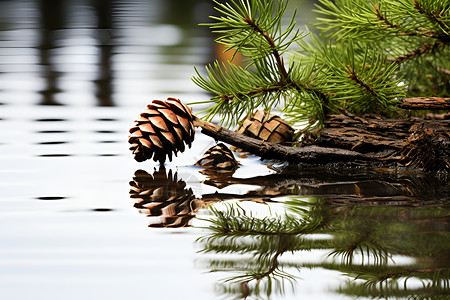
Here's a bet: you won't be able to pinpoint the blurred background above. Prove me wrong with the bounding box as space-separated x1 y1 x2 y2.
0 0 317 107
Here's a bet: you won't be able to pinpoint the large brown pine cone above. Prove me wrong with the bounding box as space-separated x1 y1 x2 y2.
129 168 204 227
128 97 195 163
237 110 294 144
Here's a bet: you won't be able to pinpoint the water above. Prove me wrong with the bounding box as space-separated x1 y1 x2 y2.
0 1 449 299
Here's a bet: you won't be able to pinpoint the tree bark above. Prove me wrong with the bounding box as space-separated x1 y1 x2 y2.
193 116 375 164
400 97 450 110
193 114 450 171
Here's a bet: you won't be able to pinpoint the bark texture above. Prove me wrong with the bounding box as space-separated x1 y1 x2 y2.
193 113 450 172
400 97 450 110
318 114 450 170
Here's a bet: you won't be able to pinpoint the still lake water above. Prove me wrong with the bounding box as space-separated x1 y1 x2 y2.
0 0 448 299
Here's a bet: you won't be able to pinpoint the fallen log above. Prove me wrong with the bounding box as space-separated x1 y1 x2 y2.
193 114 450 172
193 116 376 165
318 114 450 170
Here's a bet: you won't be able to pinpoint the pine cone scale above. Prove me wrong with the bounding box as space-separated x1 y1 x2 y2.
138 123 156 134
141 108 159 116
136 116 149 122
129 130 143 138
160 131 177 147
167 97 193 118
159 108 179 124
149 115 169 131
172 126 184 142
148 134 163 149
139 138 152 148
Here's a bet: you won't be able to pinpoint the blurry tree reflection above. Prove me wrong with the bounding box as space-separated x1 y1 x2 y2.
37 0 115 106
37 0 65 105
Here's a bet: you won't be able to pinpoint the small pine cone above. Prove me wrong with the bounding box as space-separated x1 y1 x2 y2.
128 97 195 163
129 168 203 228
236 110 294 144
195 143 238 172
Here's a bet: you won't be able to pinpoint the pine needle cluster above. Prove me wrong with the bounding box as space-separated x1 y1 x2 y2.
315 0 450 97
192 0 450 130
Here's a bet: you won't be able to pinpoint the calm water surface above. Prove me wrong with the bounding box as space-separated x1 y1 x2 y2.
0 1 448 299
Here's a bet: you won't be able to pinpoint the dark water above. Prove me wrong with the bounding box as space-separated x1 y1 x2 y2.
0 0 448 299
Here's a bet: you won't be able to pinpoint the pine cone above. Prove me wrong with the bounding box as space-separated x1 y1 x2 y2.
195 143 238 172
236 110 294 144
128 97 195 163
129 168 204 227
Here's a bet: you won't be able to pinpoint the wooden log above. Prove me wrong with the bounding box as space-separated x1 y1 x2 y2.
400 97 450 110
192 114 450 171
193 116 375 164
318 114 450 154
320 114 450 169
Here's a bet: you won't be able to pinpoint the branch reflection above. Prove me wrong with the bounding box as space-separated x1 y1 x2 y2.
128 167 449 298
197 198 449 299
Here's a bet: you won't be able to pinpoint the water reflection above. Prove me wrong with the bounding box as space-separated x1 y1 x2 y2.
129 167 204 227
130 167 450 223
36 196 66 200
197 197 450 299
37 0 65 105
128 166 449 298
37 0 115 105
36 130 68 133
200 167 450 205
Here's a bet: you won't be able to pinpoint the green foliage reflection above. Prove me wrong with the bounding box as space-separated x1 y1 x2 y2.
197 198 450 299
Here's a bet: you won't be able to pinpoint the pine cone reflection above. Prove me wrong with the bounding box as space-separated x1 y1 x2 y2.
129 168 203 227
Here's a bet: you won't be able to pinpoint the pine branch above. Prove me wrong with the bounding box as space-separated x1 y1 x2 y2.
390 40 445 63
193 0 447 134
192 0 336 126
311 0 450 97
243 16 289 81
414 0 450 35
316 0 450 41
347 65 377 95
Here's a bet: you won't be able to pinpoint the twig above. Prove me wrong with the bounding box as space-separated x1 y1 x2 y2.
390 41 444 64
399 97 450 110
244 17 289 82
414 0 450 33
347 65 377 95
